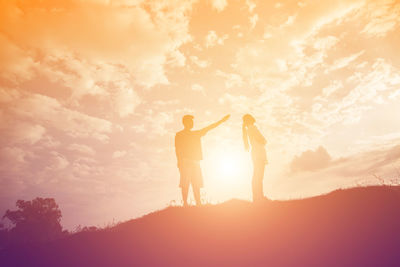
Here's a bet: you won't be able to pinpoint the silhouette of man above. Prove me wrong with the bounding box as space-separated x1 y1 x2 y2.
175 114 230 206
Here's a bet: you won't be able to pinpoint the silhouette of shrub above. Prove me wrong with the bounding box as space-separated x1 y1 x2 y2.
73 225 98 233
3 197 67 245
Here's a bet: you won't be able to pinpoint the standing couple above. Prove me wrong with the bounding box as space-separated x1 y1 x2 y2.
175 114 268 206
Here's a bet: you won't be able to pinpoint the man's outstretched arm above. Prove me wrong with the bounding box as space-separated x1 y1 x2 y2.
198 114 230 136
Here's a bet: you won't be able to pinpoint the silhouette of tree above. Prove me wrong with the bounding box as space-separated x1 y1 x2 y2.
3 197 66 244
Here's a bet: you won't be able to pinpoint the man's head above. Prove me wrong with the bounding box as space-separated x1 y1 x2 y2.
182 115 194 129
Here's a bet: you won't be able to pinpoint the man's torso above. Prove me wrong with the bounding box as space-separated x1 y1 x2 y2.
175 130 203 161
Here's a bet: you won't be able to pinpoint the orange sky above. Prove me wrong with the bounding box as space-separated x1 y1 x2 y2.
1 0 400 229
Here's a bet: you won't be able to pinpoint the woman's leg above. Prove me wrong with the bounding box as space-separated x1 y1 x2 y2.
252 160 265 201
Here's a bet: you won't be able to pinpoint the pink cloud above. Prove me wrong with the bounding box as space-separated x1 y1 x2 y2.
68 144 96 156
291 146 332 173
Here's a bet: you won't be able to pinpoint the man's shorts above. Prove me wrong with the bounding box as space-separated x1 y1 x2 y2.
178 159 204 189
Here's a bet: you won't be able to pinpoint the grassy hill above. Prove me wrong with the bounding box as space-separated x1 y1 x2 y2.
2 186 400 266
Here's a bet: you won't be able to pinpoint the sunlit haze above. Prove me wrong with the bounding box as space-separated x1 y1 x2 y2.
1 0 400 229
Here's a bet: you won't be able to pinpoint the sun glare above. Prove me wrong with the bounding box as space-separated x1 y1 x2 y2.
205 149 250 184
202 149 252 202
219 156 239 176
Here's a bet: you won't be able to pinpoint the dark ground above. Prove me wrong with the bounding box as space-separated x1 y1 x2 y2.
2 186 400 267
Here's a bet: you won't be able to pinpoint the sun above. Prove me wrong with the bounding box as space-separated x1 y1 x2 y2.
210 152 249 182
202 147 252 201
219 156 239 176
202 143 252 194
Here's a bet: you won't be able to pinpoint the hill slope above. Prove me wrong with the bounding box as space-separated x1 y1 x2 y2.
2 186 400 267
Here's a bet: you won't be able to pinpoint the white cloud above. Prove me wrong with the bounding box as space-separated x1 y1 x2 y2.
113 84 141 118
298 2 307 8
205 31 228 48
47 151 70 171
313 36 339 51
280 14 297 28
0 87 20 103
1 122 46 145
9 93 113 142
112 150 127 159
211 0 228 12
0 0 196 96
0 34 36 83
250 14 259 29
146 111 174 136
189 55 210 68
322 80 343 97
191 84 205 94
167 49 186 67
216 70 244 88
327 51 365 72
246 0 256 13
389 89 400 100
0 147 33 164
360 0 400 37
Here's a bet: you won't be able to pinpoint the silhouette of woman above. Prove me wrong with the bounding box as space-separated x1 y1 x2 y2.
242 114 267 202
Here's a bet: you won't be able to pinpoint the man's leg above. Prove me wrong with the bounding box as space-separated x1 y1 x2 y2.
181 185 189 206
193 185 201 206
